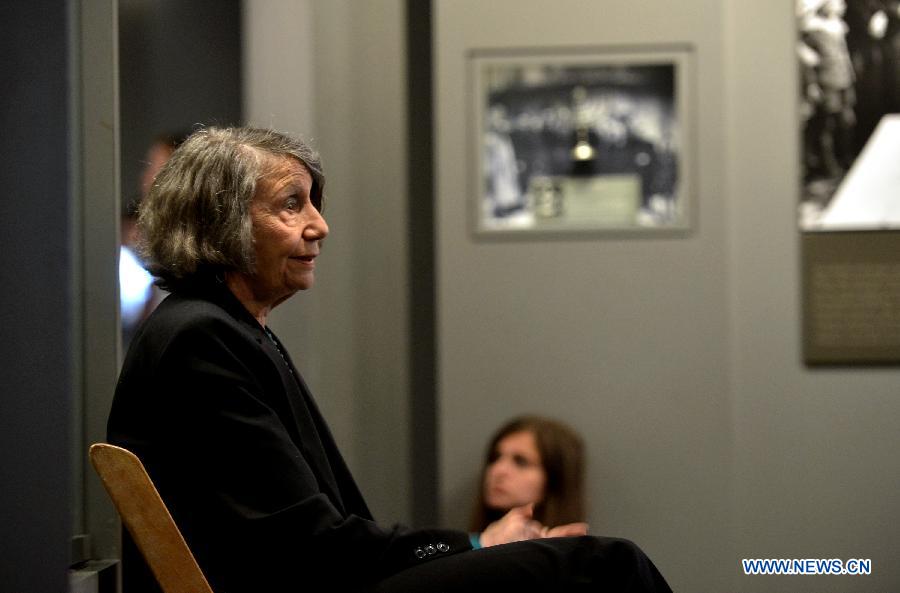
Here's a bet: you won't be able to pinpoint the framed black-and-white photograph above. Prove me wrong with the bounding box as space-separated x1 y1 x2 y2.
797 0 900 365
469 45 694 236
797 0 900 231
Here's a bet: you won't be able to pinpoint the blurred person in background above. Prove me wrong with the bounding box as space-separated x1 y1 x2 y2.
471 415 586 533
120 131 188 345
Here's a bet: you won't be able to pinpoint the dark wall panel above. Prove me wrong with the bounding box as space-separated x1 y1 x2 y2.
119 0 242 205
0 2 74 592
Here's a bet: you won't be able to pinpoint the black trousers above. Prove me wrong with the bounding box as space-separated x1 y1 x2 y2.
371 536 673 593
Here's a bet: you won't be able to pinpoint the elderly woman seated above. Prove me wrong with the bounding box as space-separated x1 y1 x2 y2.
107 126 672 593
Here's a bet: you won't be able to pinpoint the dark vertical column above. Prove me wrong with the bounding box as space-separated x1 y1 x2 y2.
406 0 439 526
118 0 243 205
0 2 73 592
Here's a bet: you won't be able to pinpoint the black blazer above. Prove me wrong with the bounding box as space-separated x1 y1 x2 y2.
108 278 471 593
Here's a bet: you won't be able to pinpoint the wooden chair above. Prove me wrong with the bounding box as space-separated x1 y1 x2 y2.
89 443 214 593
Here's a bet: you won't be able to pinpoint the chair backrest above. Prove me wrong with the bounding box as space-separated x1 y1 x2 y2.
89 443 215 593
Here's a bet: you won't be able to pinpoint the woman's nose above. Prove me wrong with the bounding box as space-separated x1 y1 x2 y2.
304 209 329 240
489 459 510 477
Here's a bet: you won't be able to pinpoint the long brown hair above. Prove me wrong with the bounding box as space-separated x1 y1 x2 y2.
469 415 585 532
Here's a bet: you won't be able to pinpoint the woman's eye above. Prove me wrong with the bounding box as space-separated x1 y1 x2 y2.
513 455 530 468
284 196 299 210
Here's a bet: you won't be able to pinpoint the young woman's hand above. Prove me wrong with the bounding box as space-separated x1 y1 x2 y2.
543 522 589 538
480 505 589 547
479 504 543 547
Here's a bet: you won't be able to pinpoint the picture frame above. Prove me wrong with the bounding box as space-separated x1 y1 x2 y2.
797 0 900 232
469 44 695 237
795 0 900 365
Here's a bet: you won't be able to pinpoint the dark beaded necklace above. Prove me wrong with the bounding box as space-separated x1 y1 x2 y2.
263 326 295 377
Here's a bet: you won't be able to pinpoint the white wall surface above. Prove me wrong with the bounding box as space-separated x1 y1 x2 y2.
436 1 900 592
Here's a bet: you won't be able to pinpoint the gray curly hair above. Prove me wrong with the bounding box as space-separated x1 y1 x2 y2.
137 126 325 290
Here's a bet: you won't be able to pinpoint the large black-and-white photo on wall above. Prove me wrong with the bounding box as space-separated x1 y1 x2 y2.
470 46 693 236
798 0 900 230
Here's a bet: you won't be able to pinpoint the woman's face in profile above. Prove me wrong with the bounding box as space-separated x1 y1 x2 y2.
247 157 329 303
483 430 546 512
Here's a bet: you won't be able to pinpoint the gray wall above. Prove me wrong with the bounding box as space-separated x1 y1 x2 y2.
0 2 74 592
244 0 415 524
728 1 900 591
436 1 900 592
435 1 731 590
